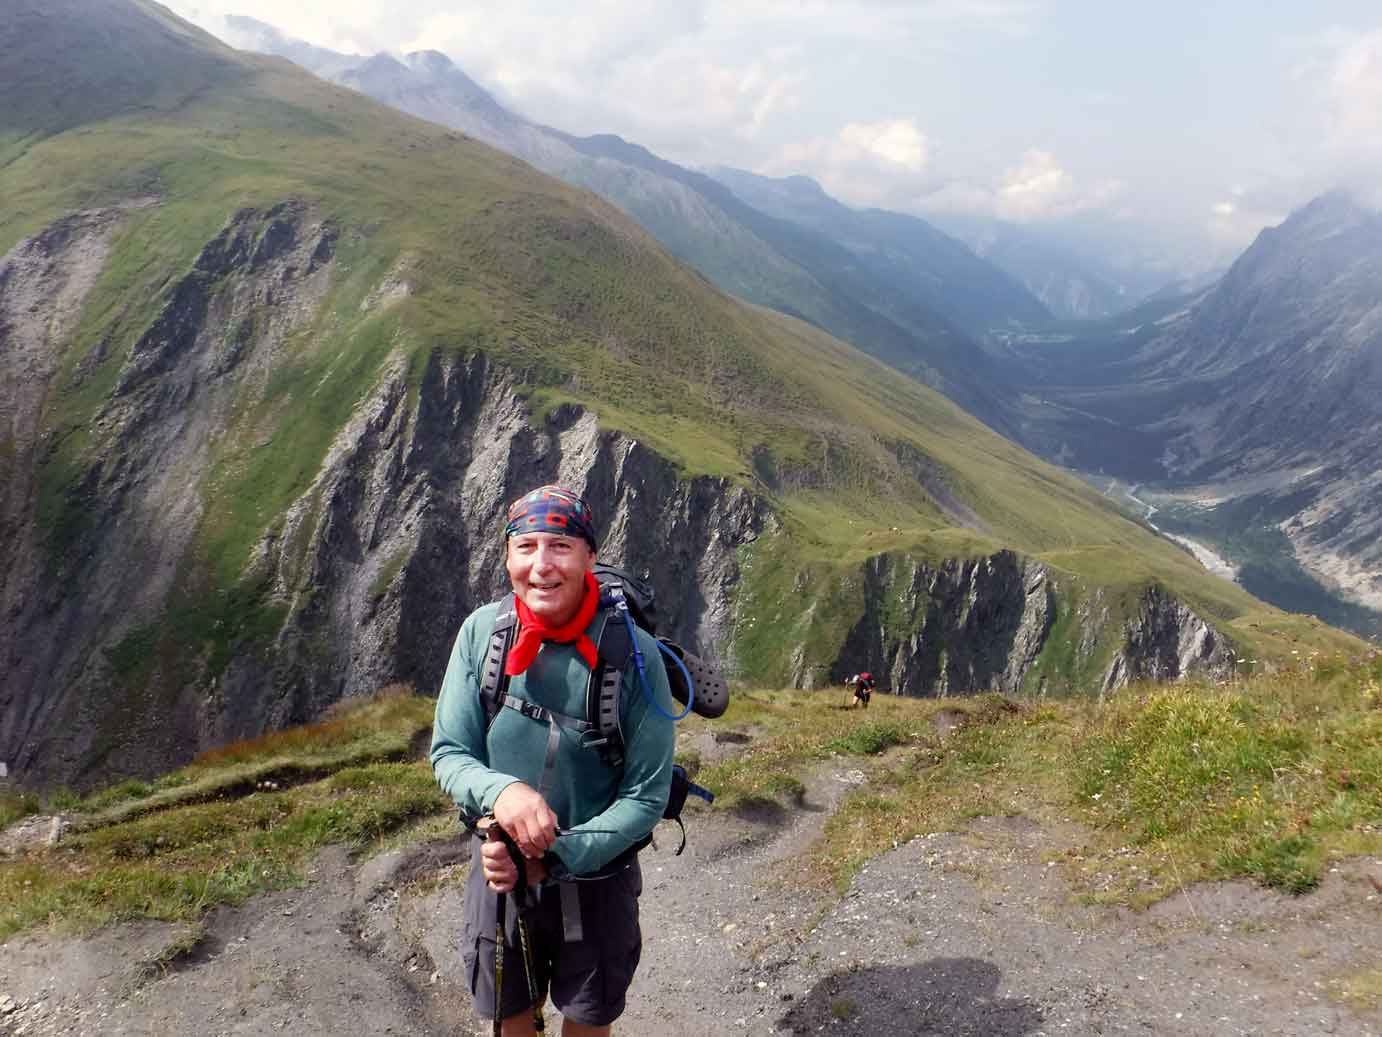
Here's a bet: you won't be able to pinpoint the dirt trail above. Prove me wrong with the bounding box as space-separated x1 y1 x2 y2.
2 741 1380 1036
625 767 1382 1037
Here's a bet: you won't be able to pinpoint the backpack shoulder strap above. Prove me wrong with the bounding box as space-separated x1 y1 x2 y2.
479 594 518 731
587 608 632 769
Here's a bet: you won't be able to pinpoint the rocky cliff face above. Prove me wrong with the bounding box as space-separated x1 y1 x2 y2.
835 552 1055 696
237 349 779 748
1101 587 1236 695
830 553 1234 699
2 201 341 787
1 202 1238 788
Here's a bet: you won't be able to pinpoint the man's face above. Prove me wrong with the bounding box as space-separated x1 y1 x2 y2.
505 531 596 626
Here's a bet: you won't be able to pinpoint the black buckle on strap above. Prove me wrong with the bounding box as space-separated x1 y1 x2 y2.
516 699 548 723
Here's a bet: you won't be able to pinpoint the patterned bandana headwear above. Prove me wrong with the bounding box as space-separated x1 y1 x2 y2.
504 485 598 550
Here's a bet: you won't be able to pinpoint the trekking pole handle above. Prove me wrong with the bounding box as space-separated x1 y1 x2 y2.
478 816 529 895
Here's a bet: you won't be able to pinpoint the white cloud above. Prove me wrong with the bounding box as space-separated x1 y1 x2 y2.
992 150 1121 222
394 4 813 158
716 0 1039 44
767 118 932 207
167 0 388 53
839 120 929 171
1206 194 1286 259
1325 28 1382 144
996 150 1073 221
764 137 1128 224
908 179 995 214
169 0 1040 167
1287 26 1382 207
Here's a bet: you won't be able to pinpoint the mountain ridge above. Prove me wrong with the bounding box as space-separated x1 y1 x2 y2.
708 165 1053 336
215 17 1046 432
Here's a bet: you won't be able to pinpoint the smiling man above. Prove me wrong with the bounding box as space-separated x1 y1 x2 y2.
431 485 675 1036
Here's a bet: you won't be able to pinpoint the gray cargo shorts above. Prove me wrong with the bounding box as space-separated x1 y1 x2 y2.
462 840 643 1027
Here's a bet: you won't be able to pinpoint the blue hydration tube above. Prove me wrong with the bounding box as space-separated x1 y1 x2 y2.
618 604 694 721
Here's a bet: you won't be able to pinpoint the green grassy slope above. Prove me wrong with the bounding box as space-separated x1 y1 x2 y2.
4 0 1361 720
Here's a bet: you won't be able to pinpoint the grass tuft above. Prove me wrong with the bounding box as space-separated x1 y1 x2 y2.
0 792 41 830
1075 658 1382 895
826 721 909 756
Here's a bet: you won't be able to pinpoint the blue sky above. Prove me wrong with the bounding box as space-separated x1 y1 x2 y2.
168 0 1382 272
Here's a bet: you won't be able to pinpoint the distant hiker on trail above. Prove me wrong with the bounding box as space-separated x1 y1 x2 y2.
431 485 676 1037
850 671 875 708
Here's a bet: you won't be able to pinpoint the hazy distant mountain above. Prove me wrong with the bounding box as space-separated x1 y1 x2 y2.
708 166 1051 335
1008 192 1382 629
220 16 1042 430
1130 193 1381 476
223 14 360 78
1140 266 1224 305
932 216 1132 320
340 50 527 141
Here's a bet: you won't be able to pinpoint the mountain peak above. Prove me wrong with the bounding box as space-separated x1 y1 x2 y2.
223 13 283 44
1284 190 1376 235
403 49 455 78
779 174 828 199
712 167 828 201
356 52 409 74
339 52 411 88
1238 190 1382 265
579 133 661 164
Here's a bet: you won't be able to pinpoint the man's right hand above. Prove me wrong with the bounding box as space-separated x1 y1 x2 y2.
480 837 548 893
492 782 558 858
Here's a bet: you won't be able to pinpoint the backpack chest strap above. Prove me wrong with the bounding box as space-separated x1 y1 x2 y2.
499 694 594 732
499 693 612 801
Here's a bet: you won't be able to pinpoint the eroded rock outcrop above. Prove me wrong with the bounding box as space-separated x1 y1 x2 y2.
832 557 1235 698
1 203 340 785
215 350 779 746
835 551 1054 696
1101 586 1236 694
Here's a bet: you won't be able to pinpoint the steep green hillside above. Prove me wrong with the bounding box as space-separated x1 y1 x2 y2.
0 0 244 157
0 0 1362 787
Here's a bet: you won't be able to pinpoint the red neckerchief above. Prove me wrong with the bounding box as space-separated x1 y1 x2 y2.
505 570 601 676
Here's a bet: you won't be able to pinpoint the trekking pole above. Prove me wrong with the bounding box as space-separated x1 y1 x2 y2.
492 882 506 1037
485 822 514 1037
485 820 545 1035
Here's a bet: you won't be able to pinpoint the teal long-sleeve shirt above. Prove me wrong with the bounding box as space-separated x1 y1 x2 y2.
431 600 676 876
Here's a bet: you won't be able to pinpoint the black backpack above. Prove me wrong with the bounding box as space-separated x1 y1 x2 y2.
477 564 721 853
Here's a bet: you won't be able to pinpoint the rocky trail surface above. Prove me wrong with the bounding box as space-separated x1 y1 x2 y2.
2 729 1379 1036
